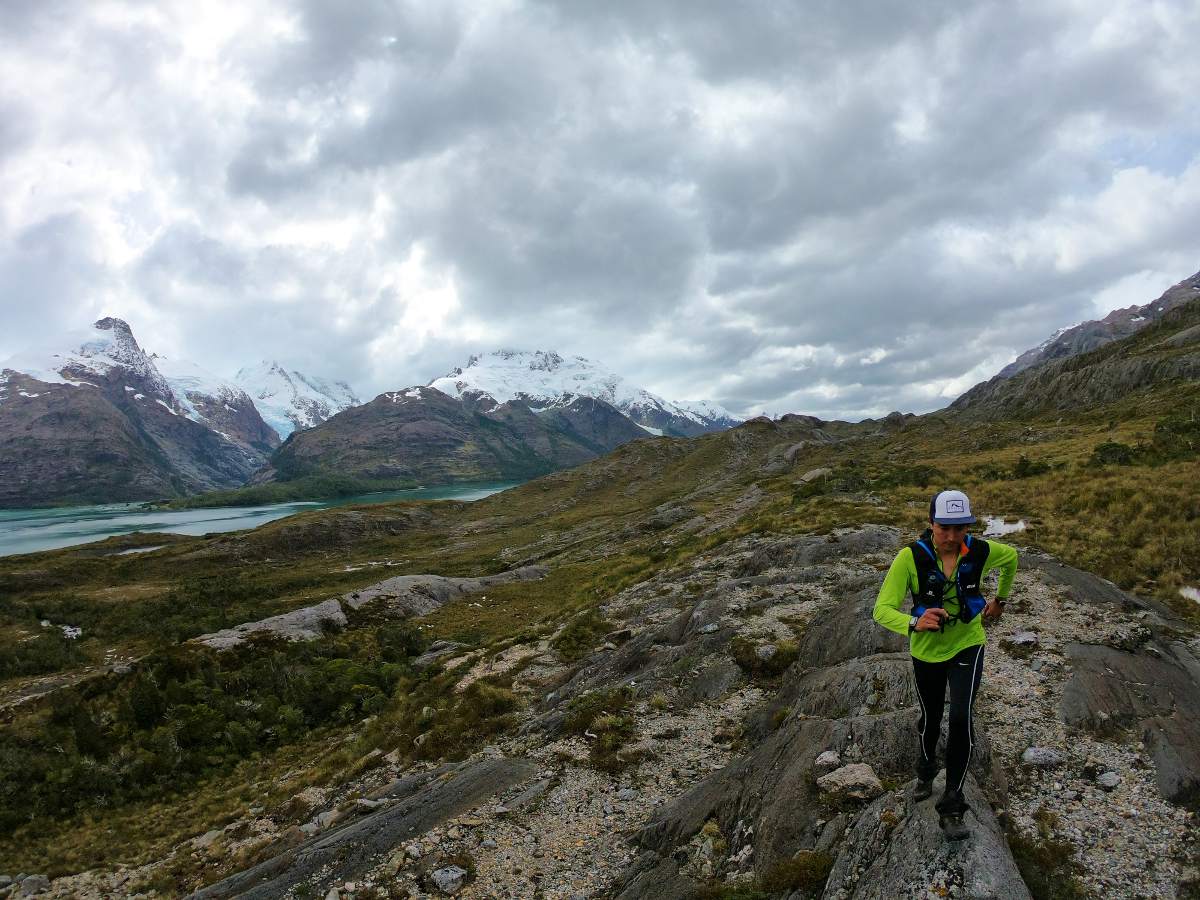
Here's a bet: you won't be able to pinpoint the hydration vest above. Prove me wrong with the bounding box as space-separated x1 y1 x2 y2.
909 529 990 625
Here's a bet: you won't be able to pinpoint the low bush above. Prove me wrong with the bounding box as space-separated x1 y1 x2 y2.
552 608 612 661
1089 441 1136 466
759 850 835 892
730 638 799 680
1007 809 1088 900
0 630 87 679
562 686 636 735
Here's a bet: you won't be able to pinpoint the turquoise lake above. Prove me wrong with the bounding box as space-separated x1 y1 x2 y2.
0 482 520 558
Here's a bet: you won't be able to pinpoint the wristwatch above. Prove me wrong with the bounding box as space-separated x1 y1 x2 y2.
908 615 919 633
996 597 1008 608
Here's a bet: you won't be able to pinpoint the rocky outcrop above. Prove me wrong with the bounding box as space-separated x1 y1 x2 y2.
1060 641 1200 805
341 566 547 614
590 528 1029 899
822 775 1031 899
189 755 537 899
1012 551 1200 806
194 566 546 650
193 599 348 650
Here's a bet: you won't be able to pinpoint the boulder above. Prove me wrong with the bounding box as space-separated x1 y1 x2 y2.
16 875 50 897
817 764 885 802
814 750 842 776
431 865 467 894
754 644 778 662
1021 747 1065 768
797 466 832 483
413 641 470 670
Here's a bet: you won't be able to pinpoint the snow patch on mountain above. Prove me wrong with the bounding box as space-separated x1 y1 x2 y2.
1 318 180 408
236 361 360 439
427 350 739 434
2 319 175 400
154 355 257 428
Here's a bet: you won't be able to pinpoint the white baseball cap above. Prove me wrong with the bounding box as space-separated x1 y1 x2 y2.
929 489 976 525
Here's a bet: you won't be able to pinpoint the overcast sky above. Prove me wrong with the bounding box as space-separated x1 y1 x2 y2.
2 0 1198 420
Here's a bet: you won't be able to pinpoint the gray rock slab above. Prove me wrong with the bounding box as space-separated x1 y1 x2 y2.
412 640 470 670
820 777 1031 900
342 566 547 613
194 599 347 650
612 851 697 900
192 565 546 650
736 527 901 579
792 587 907 671
188 756 537 899
1060 640 1200 803
430 865 467 894
784 654 914 719
679 658 741 705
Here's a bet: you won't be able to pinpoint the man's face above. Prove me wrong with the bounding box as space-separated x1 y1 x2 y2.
930 521 970 552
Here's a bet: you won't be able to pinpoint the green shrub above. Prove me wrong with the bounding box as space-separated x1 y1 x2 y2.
1151 410 1200 460
759 849 834 892
1012 455 1051 478
1007 809 1088 900
588 712 637 772
1089 441 1136 466
552 608 612 661
730 638 799 680
562 686 635 735
0 630 86 679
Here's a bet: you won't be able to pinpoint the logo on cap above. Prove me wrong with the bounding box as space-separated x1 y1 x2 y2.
946 499 964 513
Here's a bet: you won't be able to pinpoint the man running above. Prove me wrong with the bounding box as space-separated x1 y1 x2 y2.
873 489 1018 840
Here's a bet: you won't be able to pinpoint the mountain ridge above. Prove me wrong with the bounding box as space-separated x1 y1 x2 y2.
259 383 650 487
428 349 740 437
990 268 1200 382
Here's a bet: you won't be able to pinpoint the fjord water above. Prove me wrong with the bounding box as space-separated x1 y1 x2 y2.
0 482 519 558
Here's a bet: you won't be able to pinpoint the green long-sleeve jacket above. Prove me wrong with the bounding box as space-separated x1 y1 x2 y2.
873 538 1018 662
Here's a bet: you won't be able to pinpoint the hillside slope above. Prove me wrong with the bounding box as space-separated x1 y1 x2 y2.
952 294 1200 416
996 269 1200 379
0 314 1198 896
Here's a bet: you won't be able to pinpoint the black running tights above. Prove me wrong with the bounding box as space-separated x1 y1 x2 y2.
912 644 985 806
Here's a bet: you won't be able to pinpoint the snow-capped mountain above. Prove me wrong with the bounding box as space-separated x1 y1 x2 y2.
153 355 280 452
0 318 274 506
427 350 740 437
235 361 361 440
4 317 182 412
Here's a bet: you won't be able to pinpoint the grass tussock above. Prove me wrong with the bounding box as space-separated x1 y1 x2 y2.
1007 809 1089 900
730 637 799 680
696 849 834 899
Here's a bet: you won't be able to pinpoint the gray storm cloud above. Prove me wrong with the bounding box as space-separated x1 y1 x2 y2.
1 0 1198 419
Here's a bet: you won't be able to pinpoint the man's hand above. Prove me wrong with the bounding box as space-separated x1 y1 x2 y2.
982 599 1004 625
916 608 949 631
